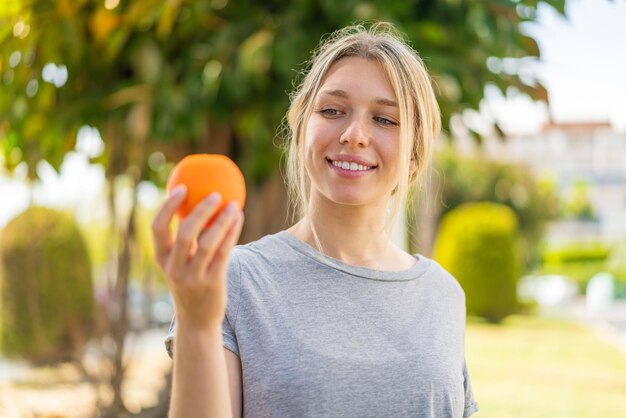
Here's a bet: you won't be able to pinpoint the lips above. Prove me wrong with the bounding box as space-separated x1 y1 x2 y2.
326 155 377 169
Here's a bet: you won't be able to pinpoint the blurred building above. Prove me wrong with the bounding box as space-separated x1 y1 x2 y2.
483 120 626 243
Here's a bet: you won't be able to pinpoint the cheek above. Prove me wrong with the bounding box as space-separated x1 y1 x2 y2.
380 134 400 161
304 121 332 158
381 137 402 179
301 133 318 176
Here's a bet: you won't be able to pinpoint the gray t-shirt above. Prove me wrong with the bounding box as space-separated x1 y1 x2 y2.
166 231 479 418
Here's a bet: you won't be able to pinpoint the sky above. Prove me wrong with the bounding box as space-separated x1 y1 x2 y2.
1 0 626 228
487 0 626 134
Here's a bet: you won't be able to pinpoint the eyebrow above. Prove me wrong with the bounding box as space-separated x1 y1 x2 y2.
319 89 398 107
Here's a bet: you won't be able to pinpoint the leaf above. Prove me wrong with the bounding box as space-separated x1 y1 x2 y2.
238 28 274 76
89 7 120 45
0 0 22 18
157 0 183 39
0 0 570 186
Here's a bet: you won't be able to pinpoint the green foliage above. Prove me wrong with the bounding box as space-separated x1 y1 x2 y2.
433 202 521 323
0 0 567 185
535 241 622 293
607 242 626 285
0 207 94 364
542 241 610 264
435 147 560 269
535 261 606 293
77 220 109 270
561 179 595 220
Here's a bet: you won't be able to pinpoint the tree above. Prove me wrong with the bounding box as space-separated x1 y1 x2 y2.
433 146 560 269
0 0 566 413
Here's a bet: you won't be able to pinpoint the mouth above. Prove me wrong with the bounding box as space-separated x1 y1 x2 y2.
326 158 377 172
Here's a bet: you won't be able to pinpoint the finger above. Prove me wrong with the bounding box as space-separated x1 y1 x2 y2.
151 185 187 266
189 239 199 257
207 209 244 275
188 202 241 277
168 192 222 277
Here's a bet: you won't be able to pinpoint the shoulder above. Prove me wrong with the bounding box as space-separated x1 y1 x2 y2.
231 231 293 262
419 256 467 302
228 230 303 276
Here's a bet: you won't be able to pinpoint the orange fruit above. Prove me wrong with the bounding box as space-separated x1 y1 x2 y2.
166 154 246 226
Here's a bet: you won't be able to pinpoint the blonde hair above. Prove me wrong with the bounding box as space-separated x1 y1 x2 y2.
282 22 441 241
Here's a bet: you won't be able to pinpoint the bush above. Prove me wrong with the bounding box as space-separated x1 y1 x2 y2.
542 242 610 264
536 242 612 293
433 202 521 323
434 147 560 270
607 243 626 298
1 206 94 364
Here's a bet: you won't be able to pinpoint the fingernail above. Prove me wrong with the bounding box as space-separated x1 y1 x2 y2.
172 185 186 197
205 192 221 205
225 202 237 214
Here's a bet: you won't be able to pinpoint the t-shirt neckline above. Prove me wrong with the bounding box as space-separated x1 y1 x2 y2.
274 230 432 282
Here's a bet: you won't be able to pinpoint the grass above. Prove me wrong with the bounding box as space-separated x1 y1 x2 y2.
466 314 626 418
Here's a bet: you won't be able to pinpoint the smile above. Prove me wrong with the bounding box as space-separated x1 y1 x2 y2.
326 158 376 171
326 158 377 177
330 160 374 171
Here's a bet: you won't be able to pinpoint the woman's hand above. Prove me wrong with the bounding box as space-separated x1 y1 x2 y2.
151 185 244 330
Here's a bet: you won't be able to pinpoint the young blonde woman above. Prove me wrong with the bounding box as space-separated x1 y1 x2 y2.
152 23 479 418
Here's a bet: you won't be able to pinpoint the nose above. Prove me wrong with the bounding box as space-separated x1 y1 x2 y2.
339 114 370 147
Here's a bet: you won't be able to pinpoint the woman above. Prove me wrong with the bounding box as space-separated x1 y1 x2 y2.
152 23 479 418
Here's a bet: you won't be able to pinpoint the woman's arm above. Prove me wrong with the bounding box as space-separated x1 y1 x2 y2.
152 186 244 417
226 349 243 417
169 327 242 418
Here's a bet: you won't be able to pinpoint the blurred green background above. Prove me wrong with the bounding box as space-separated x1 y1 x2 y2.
1 0 625 417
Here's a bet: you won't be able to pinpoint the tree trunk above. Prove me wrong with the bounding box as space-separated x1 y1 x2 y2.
240 173 289 243
108 179 139 415
412 164 442 257
100 117 147 416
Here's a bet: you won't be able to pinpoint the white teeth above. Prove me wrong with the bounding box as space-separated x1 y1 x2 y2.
331 160 372 171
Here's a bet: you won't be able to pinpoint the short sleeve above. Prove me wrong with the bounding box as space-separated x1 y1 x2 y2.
164 315 176 359
221 250 242 356
463 359 479 417
163 248 243 359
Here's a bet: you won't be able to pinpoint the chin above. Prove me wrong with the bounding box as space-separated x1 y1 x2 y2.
324 191 381 207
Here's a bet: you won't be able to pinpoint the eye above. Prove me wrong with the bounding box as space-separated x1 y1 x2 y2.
317 108 343 117
374 116 398 126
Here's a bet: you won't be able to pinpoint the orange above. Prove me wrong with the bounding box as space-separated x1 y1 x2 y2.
166 154 246 226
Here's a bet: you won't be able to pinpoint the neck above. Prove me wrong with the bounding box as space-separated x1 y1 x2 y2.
288 194 393 268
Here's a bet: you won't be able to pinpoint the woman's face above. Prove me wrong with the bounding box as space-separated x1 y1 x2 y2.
303 57 402 209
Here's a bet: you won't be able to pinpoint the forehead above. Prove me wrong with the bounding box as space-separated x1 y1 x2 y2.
317 57 397 102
